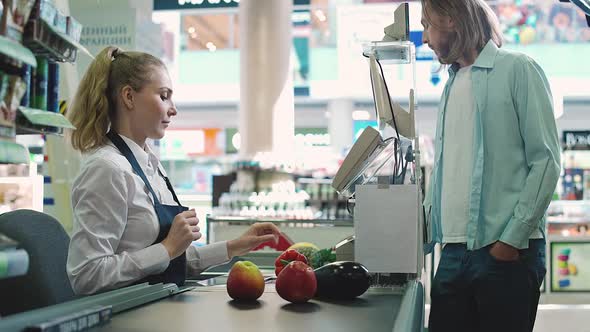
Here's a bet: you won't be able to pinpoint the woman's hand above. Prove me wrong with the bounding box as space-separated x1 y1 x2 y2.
161 209 201 259
227 222 281 258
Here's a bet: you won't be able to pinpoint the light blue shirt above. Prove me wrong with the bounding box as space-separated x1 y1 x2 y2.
423 40 561 252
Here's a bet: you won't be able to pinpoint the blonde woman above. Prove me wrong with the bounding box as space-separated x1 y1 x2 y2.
420 0 560 331
66 47 280 295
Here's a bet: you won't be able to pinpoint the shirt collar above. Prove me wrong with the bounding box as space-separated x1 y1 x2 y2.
472 40 498 69
144 141 167 176
448 39 499 74
115 134 150 170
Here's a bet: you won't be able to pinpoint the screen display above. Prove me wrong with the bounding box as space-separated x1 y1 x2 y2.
551 242 590 292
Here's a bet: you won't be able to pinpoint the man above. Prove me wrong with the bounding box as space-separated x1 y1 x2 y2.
420 0 561 331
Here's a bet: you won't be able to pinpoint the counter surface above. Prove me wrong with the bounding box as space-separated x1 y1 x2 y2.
96 284 406 332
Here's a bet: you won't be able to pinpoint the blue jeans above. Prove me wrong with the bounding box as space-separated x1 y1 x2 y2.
429 239 546 332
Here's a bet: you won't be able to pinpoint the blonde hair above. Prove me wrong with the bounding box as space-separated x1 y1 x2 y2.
421 0 503 64
67 46 165 152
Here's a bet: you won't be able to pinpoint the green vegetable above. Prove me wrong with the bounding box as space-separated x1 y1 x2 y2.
310 248 336 269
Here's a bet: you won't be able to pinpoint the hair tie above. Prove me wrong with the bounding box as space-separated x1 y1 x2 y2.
111 48 122 61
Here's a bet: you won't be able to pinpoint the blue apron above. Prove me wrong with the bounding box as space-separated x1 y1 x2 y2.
107 131 188 286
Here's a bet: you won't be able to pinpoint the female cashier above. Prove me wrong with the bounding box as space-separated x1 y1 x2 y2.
65 46 280 295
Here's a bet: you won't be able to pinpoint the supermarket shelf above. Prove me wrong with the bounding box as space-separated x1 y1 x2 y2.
549 200 590 206
547 234 590 242
16 107 75 135
0 35 37 67
0 140 30 164
208 216 353 226
23 19 91 63
298 177 334 184
547 216 590 224
307 199 349 204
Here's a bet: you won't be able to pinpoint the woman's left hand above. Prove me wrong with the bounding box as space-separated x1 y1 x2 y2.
227 222 281 258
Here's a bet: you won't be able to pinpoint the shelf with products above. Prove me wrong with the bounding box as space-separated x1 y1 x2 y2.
0 35 37 68
0 140 30 164
547 225 590 238
297 177 352 220
547 215 590 239
547 200 590 224
0 2 85 164
15 107 75 135
207 215 354 250
548 216 590 224
23 19 89 63
212 169 351 221
559 139 590 201
548 133 590 234
208 216 353 226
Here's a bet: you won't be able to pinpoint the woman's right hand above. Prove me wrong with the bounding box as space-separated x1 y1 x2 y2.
161 209 201 259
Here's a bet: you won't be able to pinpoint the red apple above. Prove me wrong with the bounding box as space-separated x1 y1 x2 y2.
226 261 265 301
275 261 317 303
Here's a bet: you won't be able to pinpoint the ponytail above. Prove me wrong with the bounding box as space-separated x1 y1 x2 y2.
67 47 118 152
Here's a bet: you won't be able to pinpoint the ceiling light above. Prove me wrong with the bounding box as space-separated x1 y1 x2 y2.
352 110 370 120
315 9 327 22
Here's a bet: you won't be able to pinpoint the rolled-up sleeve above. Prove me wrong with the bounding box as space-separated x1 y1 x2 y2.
67 159 170 295
500 56 561 249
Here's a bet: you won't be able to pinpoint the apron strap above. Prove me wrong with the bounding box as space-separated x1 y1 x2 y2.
157 168 183 207
106 131 162 206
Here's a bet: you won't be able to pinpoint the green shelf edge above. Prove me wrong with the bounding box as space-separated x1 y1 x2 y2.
0 140 29 164
0 251 8 278
0 35 37 67
18 107 75 129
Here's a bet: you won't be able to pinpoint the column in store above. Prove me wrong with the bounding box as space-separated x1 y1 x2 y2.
238 0 294 159
328 99 354 155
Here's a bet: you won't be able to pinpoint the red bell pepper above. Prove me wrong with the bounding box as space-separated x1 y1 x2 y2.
275 249 308 276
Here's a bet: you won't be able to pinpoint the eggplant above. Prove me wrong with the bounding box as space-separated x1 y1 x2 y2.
314 261 371 300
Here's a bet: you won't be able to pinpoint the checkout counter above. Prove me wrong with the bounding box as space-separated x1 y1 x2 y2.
95 279 423 332
0 3 426 331
0 273 424 332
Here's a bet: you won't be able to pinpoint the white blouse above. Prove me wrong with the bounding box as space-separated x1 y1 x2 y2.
67 135 228 295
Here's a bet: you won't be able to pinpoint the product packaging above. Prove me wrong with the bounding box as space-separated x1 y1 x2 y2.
66 15 81 41
19 64 31 107
47 62 58 112
30 0 56 26
34 56 47 110
53 8 66 34
0 0 35 41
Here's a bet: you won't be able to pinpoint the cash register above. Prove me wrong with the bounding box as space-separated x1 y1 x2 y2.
332 2 425 284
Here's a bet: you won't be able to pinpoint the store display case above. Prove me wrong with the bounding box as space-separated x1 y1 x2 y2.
545 131 590 294
208 164 353 249
0 1 85 147
207 216 353 250
0 1 86 220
